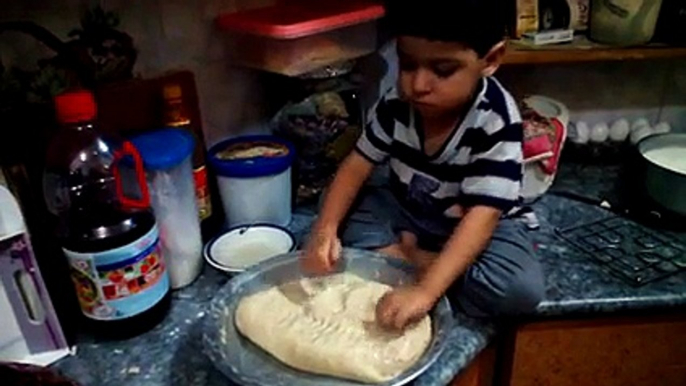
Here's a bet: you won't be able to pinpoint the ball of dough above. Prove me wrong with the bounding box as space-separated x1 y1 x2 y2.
234 274 432 383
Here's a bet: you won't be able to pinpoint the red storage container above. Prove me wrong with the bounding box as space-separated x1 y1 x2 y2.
217 1 385 76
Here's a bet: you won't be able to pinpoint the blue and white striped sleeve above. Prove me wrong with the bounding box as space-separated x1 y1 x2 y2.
461 121 523 212
355 96 396 164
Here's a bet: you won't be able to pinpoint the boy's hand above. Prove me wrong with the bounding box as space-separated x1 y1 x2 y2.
376 285 438 331
301 227 342 275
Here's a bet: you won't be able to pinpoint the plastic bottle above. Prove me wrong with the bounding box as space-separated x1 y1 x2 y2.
44 90 170 337
131 129 203 289
590 0 664 45
162 84 220 240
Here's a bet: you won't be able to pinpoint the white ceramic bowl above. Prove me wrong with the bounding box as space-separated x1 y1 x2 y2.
204 224 296 273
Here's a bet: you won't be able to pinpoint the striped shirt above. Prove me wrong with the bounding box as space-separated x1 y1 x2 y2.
355 77 523 236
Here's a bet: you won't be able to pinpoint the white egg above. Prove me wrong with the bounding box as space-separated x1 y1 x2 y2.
653 122 672 135
630 126 653 144
631 118 651 133
573 121 590 144
609 119 630 142
590 122 610 143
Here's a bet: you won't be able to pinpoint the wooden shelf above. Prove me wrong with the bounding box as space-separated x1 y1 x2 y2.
504 37 686 65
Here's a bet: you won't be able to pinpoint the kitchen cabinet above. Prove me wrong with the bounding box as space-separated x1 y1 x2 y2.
450 347 496 386
500 314 686 386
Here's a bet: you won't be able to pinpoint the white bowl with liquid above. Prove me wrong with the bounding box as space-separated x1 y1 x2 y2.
204 224 296 273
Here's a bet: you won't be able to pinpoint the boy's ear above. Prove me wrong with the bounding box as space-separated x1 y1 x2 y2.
480 41 507 77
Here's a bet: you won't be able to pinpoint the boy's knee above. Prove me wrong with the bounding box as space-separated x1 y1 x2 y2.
458 257 545 317
499 266 545 315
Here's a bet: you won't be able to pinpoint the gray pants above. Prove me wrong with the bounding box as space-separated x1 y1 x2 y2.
339 186 545 318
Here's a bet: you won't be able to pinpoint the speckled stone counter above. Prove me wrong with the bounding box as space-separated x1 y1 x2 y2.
536 163 686 316
52 164 686 386
533 193 686 317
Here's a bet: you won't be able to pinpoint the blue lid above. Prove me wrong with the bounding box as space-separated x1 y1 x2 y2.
209 135 295 178
131 128 195 170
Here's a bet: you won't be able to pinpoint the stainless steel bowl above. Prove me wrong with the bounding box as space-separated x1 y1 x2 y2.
203 248 454 386
638 133 686 217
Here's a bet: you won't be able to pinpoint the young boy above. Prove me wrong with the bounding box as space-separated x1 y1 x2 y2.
302 0 545 330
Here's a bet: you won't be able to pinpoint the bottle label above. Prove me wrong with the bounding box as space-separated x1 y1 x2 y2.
64 225 169 321
194 165 212 221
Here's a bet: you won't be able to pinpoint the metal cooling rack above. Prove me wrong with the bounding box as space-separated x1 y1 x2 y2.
556 216 686 286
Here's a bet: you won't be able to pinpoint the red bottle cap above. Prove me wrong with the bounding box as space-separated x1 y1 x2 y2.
54 90 97 124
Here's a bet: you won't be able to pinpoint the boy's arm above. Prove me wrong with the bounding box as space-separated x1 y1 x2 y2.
376 206 500 330
420 119 523 291
315 151 375 233
419 206 500 299
304 90 396 273
377 121 523 330
302 151 375 273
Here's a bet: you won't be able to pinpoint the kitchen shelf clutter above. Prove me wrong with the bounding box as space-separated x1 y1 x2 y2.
217 2 686 72
505 37 686 65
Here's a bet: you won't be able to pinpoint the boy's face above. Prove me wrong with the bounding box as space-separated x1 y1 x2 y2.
396 36 503 120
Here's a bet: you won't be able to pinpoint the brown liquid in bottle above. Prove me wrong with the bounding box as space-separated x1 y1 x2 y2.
162 84 220 240
45 90 170 338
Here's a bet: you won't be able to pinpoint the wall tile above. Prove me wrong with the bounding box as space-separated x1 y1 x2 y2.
660 59 686 132
497 60 682 129
499 61 670 111
0 0 275 143
194 60 269 145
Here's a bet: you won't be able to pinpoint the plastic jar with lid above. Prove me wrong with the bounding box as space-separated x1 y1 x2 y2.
131 129 203 289
590 0 664 45
209 135 295 228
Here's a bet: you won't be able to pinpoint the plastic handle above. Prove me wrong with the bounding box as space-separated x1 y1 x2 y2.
113 141 150 209
14 270 46 324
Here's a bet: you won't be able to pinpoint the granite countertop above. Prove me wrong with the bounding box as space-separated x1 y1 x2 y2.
52 164 686 386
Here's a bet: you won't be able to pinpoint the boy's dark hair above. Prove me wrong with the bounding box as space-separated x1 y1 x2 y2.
385 0 506 57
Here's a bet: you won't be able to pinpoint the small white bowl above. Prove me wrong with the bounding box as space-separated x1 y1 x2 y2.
204 224 296 273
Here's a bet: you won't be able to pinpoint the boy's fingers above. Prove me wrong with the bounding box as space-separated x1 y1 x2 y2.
408 310 426 326
394 308 411 330
328 239 342 267
376 295 390 324
377 295 400 329
381 308 399 329
301 246 330 275
301 258 318 274
314 249 330 273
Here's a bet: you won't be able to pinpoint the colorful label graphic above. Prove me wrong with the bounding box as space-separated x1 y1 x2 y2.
194 165 212 221
64 225 169 321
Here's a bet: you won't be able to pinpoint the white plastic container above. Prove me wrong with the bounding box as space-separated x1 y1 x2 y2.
590 0 664 45
0 186 69 365
209 135 295 227
131 129 203 289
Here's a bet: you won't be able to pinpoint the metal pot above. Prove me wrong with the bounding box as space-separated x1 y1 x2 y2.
637 133 686 216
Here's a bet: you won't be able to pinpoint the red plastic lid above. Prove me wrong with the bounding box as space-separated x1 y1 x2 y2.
54 90 97 124
217 1 385 39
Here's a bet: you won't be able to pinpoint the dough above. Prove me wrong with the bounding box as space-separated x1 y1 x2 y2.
234 273 432 383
